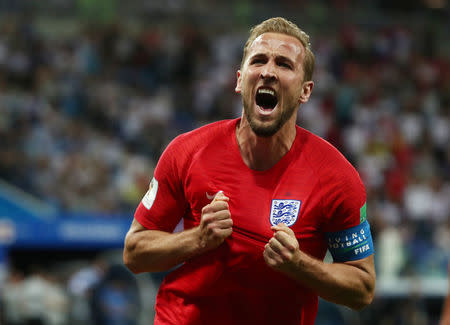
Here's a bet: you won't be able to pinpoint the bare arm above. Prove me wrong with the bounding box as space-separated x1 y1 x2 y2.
440 268 450 325
264 224 375 310
440 293 450 325
123 193 232 274
124 220 203 273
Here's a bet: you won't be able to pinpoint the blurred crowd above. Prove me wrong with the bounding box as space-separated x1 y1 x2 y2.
0 0 449 323
1 257 141 325
0 10 247 214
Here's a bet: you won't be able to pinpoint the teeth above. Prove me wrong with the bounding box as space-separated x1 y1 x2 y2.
257 88 275 96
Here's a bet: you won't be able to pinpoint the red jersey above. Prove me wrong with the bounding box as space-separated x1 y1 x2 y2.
135 118 367 325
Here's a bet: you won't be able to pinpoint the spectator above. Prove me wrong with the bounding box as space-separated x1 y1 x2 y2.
1 269 26 325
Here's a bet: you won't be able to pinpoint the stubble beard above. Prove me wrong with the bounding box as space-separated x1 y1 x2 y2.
242 96 298 137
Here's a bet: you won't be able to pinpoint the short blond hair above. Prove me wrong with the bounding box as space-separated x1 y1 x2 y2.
241 17 315 82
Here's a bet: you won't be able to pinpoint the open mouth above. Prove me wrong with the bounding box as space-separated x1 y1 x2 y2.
255 88 278 111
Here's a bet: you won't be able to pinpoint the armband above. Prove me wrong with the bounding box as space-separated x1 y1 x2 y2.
325 220 374 262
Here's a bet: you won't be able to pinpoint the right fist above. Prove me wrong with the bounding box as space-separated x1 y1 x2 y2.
198 192 233 251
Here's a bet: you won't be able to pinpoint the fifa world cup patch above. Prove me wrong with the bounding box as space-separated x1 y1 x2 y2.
269 199 301 227
360 202 367 223
326 220 374 262
142 177 158 210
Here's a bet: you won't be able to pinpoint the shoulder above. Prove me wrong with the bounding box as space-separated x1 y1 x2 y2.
166 119 235 158
297 127 365 206
297 128 366 230
156 119 236 175
174 119 234 147
297 126 361 182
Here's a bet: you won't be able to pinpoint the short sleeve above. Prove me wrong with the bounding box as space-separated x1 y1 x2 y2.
320 161 374 262
134 137 189 232
321 161 367 233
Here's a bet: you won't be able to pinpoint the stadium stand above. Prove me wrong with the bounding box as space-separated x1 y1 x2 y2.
0 0 448 324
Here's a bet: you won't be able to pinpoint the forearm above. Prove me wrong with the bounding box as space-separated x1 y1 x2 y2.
440 280 450 325
287 253 375 310
124 195 232 274
124 227 203 274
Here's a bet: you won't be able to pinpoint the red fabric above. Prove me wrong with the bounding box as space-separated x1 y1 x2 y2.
134 118 366 325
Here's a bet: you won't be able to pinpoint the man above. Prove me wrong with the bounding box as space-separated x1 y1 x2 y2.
123 17 375 325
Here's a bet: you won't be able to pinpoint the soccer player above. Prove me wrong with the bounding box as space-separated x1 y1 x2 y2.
123 17 376 325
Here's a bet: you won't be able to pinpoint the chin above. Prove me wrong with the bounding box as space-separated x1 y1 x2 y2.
249 120 283 137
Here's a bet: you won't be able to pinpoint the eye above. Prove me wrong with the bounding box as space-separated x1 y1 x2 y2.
278 61 292 69
250 57 266 65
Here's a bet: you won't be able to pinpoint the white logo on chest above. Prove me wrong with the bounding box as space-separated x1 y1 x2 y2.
269 200 301 227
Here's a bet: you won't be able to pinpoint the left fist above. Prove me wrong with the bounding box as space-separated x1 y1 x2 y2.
263 223 301 273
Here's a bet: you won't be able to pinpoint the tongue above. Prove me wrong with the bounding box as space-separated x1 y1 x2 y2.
260 105 274 111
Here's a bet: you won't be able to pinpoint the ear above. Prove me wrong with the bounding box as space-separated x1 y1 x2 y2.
298 80 314 103
235 70 242 94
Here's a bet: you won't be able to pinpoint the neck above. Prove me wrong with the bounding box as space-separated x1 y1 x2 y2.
235 116 297 171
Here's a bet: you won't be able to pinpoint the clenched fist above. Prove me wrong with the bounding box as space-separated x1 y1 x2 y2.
263 223 301 274
197 191 233 251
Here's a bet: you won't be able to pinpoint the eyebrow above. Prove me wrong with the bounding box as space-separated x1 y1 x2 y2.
249 53 267 60
276 56 295 66
249 53 295 66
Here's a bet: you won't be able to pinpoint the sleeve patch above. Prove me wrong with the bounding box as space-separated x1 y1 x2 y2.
326 220 374 262
142 177 158 210
360 203 367 223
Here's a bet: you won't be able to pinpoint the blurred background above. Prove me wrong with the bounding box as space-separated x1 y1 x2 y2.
0 0 448 324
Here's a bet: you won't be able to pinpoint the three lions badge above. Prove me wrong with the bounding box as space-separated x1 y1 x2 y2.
270 200 301 227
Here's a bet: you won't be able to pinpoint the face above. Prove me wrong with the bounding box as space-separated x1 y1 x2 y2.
236 32 313 137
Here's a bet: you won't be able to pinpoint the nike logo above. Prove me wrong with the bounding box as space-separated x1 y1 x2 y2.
206 191 223 200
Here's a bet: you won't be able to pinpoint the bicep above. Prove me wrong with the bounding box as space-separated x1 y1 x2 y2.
343 255 376 291
344 255 375 277
126 218 170 246
123 218 174 273
128 217 148 234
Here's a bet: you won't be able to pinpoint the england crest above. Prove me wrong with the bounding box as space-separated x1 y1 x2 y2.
270 200 301 227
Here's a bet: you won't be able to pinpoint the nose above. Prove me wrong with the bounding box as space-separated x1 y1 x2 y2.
260 62 277 81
